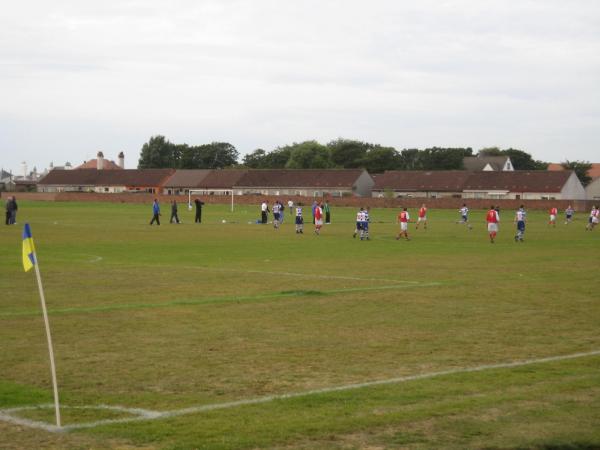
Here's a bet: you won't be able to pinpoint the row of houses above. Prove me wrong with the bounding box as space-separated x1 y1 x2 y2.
36 167 593 200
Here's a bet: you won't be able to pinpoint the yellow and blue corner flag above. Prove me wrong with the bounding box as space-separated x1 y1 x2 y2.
22 223 36 272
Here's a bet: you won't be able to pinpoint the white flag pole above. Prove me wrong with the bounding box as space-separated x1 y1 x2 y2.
33 256 61 428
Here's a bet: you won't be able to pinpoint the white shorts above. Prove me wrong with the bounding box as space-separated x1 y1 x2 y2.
417 216 426 222
593 217 599 224
315 219 323 226
400 222 408 231
487 223 498 233
550 214 556 222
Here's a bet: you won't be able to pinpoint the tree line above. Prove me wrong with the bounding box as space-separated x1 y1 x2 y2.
137 136 593 185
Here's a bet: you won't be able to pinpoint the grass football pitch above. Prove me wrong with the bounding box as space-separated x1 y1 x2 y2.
1 201 599 450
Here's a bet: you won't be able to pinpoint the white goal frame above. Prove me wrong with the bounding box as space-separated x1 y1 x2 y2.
188 189 234 212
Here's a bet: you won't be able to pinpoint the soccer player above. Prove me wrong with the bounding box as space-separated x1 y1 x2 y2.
260 201 269 224
415 203 427 230
514 205 526 242
272 201 281 229
353 207 364 238
361 207 370 240
287 199 294 216
486 205 500 243
457 203 472 230
314 203 323 235
587 205 599 231
549 206 558 227
565 205 574 225
295 203 304 234
396 207 410 241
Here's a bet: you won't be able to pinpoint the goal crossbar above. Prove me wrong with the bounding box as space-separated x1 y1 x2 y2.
188 189 234 212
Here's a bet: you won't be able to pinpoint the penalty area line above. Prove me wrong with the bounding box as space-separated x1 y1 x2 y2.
2 349 599 433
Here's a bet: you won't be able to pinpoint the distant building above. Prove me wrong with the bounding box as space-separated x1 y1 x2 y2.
76 151 124 170
372 171 470 198
462 171 585 200
373 170 585 200
463 156 514 171
37 169 174 193
585 177 600 201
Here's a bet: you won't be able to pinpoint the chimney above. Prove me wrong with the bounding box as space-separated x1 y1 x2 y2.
118 151 125 169
97 151 104 170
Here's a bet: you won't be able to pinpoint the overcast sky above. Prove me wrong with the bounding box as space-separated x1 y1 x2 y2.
1 0 599 172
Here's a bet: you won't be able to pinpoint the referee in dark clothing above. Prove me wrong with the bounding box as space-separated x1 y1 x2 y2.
194 198 205 223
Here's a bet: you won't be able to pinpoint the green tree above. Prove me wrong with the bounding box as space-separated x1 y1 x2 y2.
285 141 333 169
562 160 593 186
398 149 422 170
420 147 473 170
362 146 400 173
138 135 178 168
242 149 268 168
502 148 547 170
477 147 503 157
327 139 370 168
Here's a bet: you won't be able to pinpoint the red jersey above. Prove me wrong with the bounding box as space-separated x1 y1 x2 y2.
418 207 427 218
550 207 558 215
315 207 322 220
486 209 499 223
399 211 409 223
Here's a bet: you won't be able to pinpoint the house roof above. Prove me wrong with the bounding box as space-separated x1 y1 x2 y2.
163 170 212 188
463 156 509 171
76 159 123 170
38 169 174 187
198 170 249 189
463 171 574 193
548 163 600 179
236 169 367 188
373 171 472 192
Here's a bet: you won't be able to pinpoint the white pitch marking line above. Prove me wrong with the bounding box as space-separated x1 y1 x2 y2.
2 349 599 433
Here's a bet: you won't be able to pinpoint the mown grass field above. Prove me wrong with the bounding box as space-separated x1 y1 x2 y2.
1 200 599 450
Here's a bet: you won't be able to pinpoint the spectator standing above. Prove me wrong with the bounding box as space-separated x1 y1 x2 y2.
149 199 161 226
170 200 180 224
323 201 331 224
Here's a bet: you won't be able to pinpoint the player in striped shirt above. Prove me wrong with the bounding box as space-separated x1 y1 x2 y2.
456 204 472 230
396 207 410 241
272 201 282 229
486 205 500 243
564 205 574 225
549 207 558 227
415 204 427 230
514 205 526 242
361 207 370 240
353 207 364 238
295 203 304 234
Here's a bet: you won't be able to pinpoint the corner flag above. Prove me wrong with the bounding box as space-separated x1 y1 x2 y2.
22 223 36 272
21 223 62 427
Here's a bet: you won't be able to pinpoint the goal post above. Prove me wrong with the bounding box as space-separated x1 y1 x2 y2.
188 189 235 212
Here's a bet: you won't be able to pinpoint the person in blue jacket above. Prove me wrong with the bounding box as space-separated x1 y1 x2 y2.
150 199 161 225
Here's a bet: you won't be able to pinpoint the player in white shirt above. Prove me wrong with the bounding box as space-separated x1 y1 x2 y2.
456 204 472 230
272 201 282 229
295 204 304 234
586 205 599 231
353 208 364 238
514 205 527 242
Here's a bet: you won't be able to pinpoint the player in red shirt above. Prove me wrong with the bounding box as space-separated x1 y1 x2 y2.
314 203 323 235
415 203 427 230
396 207 411 241
486 205 500 243
549 207 558 227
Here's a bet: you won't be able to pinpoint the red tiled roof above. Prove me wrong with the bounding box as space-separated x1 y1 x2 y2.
463 171 574 193
38 169 174 187
373 171 472 192
163 170 212 188
198 170 249 188
548 163 600 178
236 169 367 188
76 159 123 170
